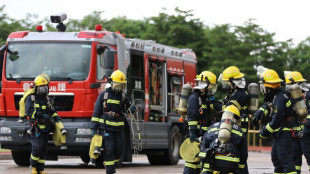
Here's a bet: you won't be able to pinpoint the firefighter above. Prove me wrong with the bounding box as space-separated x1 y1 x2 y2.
199 105 247 174
90 70 136 174
285 71 310 173
219 66 249 174
26 74 66 174
220 66 249 133
183 71 221 174
259 69 297 174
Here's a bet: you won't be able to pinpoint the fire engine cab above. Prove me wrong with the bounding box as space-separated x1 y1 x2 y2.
0 13 197 166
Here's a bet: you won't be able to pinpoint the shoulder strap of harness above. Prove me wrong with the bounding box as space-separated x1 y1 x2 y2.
46 96 52 108
31 95 36 109
103 92 109 109
198 96 203 114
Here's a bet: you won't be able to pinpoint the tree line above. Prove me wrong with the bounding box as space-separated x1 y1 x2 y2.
1 5 310 98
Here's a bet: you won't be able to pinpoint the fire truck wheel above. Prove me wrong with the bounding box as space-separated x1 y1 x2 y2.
11 150 31 166
147 125 181 165
164 125 181 165
80 154 90 163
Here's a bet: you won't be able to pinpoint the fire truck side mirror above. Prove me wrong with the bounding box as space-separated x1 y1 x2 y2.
103 49 115 69
97 45 115 69
1 45 19 61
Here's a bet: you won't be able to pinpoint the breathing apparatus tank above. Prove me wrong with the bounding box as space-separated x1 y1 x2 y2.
218 105 240 144
177 84 192 121
289 84 308 119
247 83 259 115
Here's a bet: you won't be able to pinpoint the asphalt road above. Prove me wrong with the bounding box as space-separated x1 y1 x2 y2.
0 152 309 174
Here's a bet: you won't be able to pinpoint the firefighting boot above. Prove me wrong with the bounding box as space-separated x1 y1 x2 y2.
18 117 24 123
30 167 38 174
88 158 96 167
61 128 68 135
60 144 67 150
93 146 101 155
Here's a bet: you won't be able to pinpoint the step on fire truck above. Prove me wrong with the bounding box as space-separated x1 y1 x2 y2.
0 13 197 166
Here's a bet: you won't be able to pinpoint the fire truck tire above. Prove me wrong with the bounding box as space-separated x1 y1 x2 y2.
80 154 90 163
163 125 181 165
11 150 31 166
147 125 181 165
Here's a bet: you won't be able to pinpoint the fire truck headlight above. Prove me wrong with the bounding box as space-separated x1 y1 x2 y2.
75 138 91 142
50 12 67 23
0 136 12 141
0 127 11 134
76 128 91 135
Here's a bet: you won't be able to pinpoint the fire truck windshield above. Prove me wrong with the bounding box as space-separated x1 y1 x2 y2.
5 42 91 81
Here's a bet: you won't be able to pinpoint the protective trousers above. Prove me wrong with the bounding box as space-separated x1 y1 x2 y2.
183 162 201 174
271 131 297 174
103 130 124 174
293 134 310 173
30 132 49 171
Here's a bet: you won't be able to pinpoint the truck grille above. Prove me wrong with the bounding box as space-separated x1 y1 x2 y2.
14 95 74 111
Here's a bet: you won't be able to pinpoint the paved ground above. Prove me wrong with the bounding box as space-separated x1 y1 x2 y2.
0 151 309 174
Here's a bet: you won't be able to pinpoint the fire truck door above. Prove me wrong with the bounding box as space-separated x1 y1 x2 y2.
0 49 3 93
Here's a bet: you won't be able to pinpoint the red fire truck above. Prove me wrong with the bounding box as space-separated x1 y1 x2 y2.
0 13 197 166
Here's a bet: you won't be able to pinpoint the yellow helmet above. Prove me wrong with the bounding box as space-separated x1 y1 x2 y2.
224 105 240 118
200 71 217 84
38 73 50 84
222 66 244 81
285 71 307 84
259 69 282 89
111 70 126 83
34 75 49 86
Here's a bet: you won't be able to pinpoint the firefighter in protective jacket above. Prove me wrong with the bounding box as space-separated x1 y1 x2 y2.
219 66 249 174
199 105 248 174
90 70 136 174
259 69 298 174
26 74 66 174
183 71 222 174
220 66 249 133
285 71 310 173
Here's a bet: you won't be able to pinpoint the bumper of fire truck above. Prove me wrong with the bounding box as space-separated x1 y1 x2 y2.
0 117 92 154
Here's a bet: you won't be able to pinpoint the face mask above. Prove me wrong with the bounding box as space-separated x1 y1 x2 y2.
37 85 48 96
206 83 217 96
112 82 126 94
222 81 232 90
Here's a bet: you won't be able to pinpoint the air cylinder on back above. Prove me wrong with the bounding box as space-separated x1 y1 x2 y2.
290 84 308 119
248 83 259 115
218 110 234 144
177 84 192 116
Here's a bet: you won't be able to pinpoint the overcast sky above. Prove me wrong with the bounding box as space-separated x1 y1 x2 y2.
2 0 310 45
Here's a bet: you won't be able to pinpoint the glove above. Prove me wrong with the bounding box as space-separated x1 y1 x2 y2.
128 105 136 114
259 129 268 139
252 109 263 126
252 102 270 125
91 129 97 137
189 130 197 142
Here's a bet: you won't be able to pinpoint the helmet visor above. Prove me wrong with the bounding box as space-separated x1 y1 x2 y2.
259 83 266 95
207 83 217 95
112 82 126 93
300 82 310 92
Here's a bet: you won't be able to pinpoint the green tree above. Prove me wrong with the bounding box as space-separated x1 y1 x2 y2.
202 20 293 83
142 8 205 58
287 37 310 80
